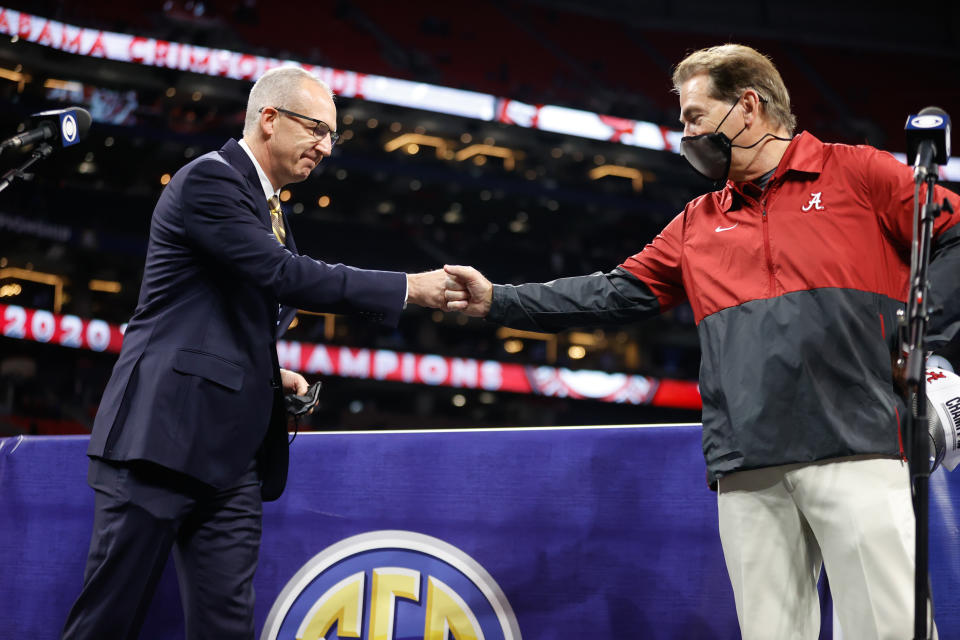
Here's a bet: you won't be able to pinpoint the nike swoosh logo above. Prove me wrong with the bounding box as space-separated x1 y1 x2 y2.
715 223 739 232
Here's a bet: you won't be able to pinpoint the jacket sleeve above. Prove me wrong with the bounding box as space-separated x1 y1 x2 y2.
618 210 687 312
487 267 665 332
178 156 407 325
863 148 960 346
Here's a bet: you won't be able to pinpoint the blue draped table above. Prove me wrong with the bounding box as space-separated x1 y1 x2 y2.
1 426 957 638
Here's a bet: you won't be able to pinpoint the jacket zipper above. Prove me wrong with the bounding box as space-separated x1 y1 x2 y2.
882 311 907 460
761 199 775 295
895 406 905 460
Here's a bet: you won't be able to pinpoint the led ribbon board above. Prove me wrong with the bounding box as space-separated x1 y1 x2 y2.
6 7 959 179
0 303 701 408
0 7 680 150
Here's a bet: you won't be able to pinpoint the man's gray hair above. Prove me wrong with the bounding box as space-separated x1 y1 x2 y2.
243 66 334 137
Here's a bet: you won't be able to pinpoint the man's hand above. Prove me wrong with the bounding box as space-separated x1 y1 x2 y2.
406 269 448 308
443 264 493 317
280 368 308 395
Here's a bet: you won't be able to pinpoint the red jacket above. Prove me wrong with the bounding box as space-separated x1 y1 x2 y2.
490 132 960 480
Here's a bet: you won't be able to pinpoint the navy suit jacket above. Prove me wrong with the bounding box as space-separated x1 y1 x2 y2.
88 139 406 499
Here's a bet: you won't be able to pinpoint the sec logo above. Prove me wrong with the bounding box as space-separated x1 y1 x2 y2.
261 530 522 640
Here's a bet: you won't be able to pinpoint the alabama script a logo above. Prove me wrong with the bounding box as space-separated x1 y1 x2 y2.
801 192 825 212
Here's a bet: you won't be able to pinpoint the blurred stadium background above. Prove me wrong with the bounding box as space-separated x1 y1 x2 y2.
1 0 958 437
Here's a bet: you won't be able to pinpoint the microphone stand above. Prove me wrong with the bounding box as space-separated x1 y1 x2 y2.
902 162 951 640
0 143 54 193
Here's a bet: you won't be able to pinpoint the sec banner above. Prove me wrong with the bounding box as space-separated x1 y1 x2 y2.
262 530 522 640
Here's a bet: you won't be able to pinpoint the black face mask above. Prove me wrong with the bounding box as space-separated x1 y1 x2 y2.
680 96 791 188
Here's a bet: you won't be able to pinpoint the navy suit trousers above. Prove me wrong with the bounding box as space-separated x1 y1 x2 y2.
61 458 262 640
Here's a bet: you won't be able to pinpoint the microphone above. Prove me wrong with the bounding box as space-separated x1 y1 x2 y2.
0 107 92 153
905 106 951 180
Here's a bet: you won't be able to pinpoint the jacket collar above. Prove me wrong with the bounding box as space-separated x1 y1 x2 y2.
218 138 265 201
217 138 298 254
238 138 279 200
719 131 826 210
773 130 826 178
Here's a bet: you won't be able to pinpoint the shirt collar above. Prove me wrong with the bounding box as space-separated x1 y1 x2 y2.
238 138 279 201
774 130 825 177
720 131 825 210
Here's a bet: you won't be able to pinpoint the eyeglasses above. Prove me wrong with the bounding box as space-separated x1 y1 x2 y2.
262 106 340 145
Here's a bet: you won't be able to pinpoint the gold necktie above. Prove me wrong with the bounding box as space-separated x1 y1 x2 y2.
267 195 286 245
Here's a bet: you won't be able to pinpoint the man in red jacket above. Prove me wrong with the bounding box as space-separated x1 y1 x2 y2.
444 44 960 639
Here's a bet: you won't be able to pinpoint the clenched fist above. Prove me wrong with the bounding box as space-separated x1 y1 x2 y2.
443 264 493 317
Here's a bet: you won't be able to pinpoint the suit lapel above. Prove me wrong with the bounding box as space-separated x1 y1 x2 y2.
219 139 300 254
281 214 297 253
218 139 272 229
219 139 301 336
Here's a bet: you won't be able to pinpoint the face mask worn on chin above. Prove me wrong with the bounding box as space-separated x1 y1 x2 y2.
680 96 791 188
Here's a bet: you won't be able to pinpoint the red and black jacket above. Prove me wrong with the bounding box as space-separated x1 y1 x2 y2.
488 132 960 481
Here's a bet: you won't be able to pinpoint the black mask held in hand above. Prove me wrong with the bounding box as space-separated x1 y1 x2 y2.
680 94 792 189
285 381 322 416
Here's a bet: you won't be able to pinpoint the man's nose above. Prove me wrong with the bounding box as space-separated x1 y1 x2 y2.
315 136 332 157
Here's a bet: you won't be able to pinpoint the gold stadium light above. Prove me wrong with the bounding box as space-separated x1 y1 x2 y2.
0 267 65 312
455 144 519 170
0 66 30 91
296 310 338 341
496 327 558 363
89 279 122 293
567 330 606 347
0 283 21 298
43 78 83 92
588 165 646 192
384 134 452 159
567 345 586 360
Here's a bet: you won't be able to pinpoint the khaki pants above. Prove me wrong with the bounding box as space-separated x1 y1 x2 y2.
718 455 936 640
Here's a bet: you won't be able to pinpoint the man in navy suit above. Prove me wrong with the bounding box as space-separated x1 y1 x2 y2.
61 66 448 639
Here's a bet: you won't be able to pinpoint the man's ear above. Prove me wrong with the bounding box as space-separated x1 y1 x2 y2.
740 89 763 128
260 107 278 137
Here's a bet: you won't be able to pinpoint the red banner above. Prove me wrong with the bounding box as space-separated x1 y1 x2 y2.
0 304 701 408
1 303 124 353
